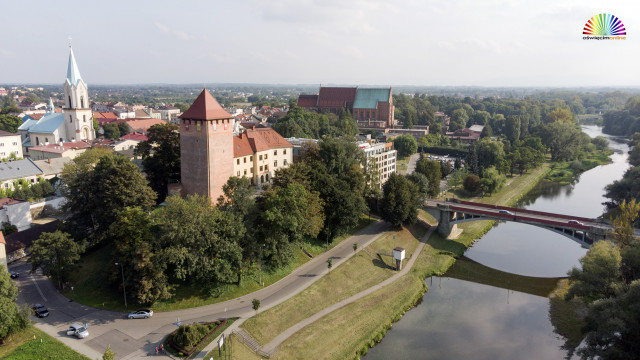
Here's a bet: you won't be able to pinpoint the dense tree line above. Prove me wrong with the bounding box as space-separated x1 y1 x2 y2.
135 124 181 203
605 133 640 208
272 106 358 139
0 267 30 341
602 96 640 136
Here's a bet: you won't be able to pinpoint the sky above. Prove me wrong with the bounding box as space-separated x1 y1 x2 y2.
1 0 639 87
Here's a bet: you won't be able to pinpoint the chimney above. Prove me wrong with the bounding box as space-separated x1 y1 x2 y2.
48 158 51 164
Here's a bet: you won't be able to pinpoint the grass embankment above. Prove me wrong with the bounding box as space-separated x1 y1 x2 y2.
241 222 427 345
546 149 613 184
63 217 373 312
206 334 262 360
237 163 553 359
0 326 90 360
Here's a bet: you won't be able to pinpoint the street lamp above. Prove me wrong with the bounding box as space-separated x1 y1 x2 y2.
114 262 127 308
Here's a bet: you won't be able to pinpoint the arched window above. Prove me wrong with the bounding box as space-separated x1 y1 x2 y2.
261 175 264 183
80 96 84 108
83 115 86 122
70 115 73 123
36 137 40 145
45 138 49 143
68 96 72 108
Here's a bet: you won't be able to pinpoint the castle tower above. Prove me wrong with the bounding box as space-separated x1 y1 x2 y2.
179 89 234 202
63 47 94 142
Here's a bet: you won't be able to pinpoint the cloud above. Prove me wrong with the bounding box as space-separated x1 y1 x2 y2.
155 21 170 33
175 31 195 41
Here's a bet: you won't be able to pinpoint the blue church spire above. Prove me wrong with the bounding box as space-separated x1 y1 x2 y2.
66 46 83 86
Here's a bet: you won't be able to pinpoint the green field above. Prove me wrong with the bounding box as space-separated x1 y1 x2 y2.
0 327 90 360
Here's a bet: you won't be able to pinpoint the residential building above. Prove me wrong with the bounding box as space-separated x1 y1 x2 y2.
0 198 32 231
0 131 23 159
359 141 397 187
0 159 44 192
33 157 72 180
158 106 181 123
233 128 292 185
115 118 167 134
27 141 91 161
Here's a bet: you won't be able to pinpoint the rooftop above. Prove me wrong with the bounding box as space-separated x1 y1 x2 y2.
353 88 392 109
29 141 91 154
180 89 232 120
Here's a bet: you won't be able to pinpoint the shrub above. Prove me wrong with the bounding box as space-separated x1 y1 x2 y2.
172 323 210 349
463 174 481 193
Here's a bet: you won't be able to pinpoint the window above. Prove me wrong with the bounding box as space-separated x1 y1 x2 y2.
283 149 287 155
0 143 3 147
266 174 269 181
45 138 49 143
36 137 40 145
237 159 240 165
265 154 268 159
259 155 262 161
251 167 254 173
284 159 288 166
274 150 277 156
81 96 85 108
250 155 253 161
244 169 247 175
265 165 268 171
237 171 240 176
12 142 17 146
196 123 201 131
244 157 247 163
274 160 277 167
83 115 86 122
69 115 73 123
68 96 72 107
259 165 263 171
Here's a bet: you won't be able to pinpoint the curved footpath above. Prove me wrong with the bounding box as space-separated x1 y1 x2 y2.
12 220 391 359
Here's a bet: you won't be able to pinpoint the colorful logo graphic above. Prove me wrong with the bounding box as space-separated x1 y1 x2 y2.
583 14 626 36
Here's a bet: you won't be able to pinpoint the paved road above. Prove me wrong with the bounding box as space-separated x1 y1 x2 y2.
12 220 391 359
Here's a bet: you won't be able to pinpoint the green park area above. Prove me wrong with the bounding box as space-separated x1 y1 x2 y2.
0 326 90 360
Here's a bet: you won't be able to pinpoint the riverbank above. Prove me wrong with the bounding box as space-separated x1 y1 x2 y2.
545 149 613 184
236 164 552 359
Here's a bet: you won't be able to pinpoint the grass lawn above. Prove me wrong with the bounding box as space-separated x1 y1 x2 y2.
62 216 374 312
396 156 411 174
0 326 90 360
245 163 554 359
241 222 427 345
546 149 613 184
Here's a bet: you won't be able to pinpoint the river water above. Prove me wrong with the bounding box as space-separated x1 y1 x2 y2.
366 126 629 360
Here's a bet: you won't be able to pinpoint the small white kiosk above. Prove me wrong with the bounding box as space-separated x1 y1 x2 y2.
392 247 405 271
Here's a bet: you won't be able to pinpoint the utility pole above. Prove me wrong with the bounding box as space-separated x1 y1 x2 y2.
114 262 127 308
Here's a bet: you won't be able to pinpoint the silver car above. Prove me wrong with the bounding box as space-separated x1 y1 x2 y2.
67 324 89 339
128 309 153 319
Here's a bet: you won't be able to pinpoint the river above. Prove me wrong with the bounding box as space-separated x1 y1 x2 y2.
365 126 629 359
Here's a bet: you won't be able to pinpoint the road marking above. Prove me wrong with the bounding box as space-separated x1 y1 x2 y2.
32 277 48 302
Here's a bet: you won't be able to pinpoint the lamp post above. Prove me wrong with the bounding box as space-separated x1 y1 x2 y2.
114 262 127 308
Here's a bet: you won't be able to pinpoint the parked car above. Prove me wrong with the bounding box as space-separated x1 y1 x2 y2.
568 219 584 225
498 210 514 216
66 324 89 339
32 304 49 318
9 270 19 279
128 309 153 319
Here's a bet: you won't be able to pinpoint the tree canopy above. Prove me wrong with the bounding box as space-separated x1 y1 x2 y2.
135 123 181 203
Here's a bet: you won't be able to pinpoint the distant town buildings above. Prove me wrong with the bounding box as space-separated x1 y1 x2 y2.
298 86 396 128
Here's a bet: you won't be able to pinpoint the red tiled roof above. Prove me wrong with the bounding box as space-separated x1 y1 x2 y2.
244 128 292 152
180 89 232 120
297 94 318 107
93 112 118 119
233 133 254 157
120 132 148 141
317 87 357 108
115 118 166 132
0 231 4 245
29 141 91 154
0 197 23 208
29 114 45 120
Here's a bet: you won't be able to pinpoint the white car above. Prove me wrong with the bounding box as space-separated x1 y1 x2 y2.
67 324 89 339
128 309 154 319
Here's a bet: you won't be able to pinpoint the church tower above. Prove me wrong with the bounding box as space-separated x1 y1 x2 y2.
63 47 94 142
179 89 234 202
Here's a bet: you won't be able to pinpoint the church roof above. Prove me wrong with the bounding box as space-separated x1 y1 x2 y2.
353 88 391 109
180 89 232 120
66 47 84 86
18 118 38 131
27 112 65 134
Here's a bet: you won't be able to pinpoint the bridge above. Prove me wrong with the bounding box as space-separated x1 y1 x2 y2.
424 199 638 248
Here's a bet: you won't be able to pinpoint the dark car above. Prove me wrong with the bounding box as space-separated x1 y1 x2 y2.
33 304 50 318
9 270 19 279
498 210 514 216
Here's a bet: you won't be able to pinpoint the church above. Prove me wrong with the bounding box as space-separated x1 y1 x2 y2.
19 47 95 153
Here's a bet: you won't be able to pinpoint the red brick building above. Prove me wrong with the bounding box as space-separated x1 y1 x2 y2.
179 89 235 202
297 86 395 128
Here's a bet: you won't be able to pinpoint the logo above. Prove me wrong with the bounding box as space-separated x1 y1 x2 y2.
583 14 626 40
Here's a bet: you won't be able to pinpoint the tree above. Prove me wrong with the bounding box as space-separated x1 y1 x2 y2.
154 195 243 290
379 173 419 227
327 258 333 271
415 157 441 197
546 108 574 124
0 267 28 340
135 123 180 202
110 207 172 304
252 298 261 313
1 96 20 114
103 345 115 360
463 174 481 193
536 122 587 161
118 122 131 136
103 123 120 140
406 172 429 202
450 109 468 131
393 135 418 158
27 231 84 289
60 149 157 244
566 241 622 303
505 116 521 143
0 115 22 133
353 243 358 252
